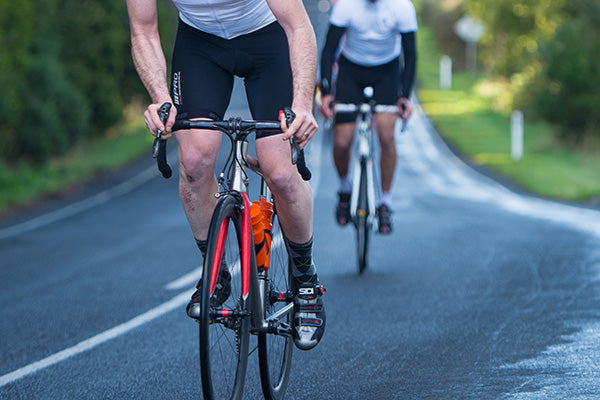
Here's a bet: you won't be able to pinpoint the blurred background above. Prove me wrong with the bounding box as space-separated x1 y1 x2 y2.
1 0 599 214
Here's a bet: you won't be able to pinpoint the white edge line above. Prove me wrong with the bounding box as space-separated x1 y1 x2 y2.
0 291 190 388
0 165 161 240
165 266 203 290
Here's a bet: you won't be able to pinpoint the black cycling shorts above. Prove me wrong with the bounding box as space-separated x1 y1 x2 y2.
334 55 400 124
170 20 293 138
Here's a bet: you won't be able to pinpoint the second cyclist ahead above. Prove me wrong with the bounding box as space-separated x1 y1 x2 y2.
319 0 418 234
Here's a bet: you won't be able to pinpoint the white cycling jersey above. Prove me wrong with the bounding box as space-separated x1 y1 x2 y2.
330 0 418 66
171 0 276 40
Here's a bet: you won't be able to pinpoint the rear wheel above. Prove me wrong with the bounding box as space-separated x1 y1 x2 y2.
258 208 294 400
199 195 250 400
356 158 370 274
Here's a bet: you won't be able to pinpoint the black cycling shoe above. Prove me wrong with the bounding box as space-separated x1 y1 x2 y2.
186 267 231 319
336 191 351 226
377 204 393 234
292 281 326 351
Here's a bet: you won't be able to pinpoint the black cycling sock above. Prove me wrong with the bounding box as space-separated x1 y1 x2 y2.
195 238 208 259
284 236 317 288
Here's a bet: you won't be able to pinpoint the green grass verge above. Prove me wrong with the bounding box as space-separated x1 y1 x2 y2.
416 25 600 203
0 113 152 214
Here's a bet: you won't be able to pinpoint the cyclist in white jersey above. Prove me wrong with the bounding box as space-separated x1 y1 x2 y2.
126 0 325 351
319 0 418 234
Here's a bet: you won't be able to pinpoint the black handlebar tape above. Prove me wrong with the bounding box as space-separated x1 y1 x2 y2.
154 102 172 179
283 107 312 181
296 146 312 181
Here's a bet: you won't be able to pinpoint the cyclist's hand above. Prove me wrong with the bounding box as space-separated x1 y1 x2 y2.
319 94 335 120
280 107 318 148
145 101 177 139
398 98 412 122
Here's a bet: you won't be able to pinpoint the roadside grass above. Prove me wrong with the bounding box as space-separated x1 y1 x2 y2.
416 26 600 203
0 106 152 214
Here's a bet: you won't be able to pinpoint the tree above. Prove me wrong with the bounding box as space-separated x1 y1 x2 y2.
0 0 177 163
525 0 600 142
463 0 566 77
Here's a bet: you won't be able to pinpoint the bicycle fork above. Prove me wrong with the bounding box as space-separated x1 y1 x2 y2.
350 133 378 230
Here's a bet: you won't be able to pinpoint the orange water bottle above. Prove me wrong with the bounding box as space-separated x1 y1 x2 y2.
250 198 273 270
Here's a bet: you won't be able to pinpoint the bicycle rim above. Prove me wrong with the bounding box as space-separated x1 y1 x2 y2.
258 210 293 400
356 159 369 274
199 195 250 400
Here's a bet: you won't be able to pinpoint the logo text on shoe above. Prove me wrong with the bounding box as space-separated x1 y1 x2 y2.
299 287 314 296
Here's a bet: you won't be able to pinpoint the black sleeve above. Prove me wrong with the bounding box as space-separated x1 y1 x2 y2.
319 24 347 95
399 31 417 99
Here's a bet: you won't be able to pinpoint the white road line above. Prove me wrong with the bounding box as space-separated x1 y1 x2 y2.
0 164 162 240
165 266 203 290
0 291 190 388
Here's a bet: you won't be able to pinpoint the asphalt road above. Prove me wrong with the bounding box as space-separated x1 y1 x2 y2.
3 4 600 400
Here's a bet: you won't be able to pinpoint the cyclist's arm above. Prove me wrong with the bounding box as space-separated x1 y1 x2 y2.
267 0 318 144
320 25 346 96
319 25 346 119
398 31 417 120
126 0 176 136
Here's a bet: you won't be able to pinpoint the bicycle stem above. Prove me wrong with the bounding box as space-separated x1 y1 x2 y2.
231 139 249 194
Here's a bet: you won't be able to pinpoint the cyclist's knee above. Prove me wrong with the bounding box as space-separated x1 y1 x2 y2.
378 133 396 149
264 167 297 199
334 137 352 153
179 151 216 183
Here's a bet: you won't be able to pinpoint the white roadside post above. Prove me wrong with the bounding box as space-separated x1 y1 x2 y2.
511 110 524 161
440 55 452 90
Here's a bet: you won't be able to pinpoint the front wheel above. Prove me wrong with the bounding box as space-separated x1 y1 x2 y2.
199 195 250 400
258 208 294 400
356 158 370 274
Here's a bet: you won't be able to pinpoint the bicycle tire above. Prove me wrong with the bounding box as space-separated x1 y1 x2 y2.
199 194 250 400
258 207 294 400
356 158 370 274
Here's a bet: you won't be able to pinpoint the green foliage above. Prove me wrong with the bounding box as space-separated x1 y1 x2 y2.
0 0 177 163
463 0 566 77
420 0 465 69
524 0 600 142
457 0 599 143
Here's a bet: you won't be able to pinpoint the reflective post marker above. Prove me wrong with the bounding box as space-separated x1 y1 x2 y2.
511 110 524 161
440 55 452 90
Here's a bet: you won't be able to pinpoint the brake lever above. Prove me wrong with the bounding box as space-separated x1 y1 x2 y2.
153 103 173 178
400 102 408 133
281 107 311 181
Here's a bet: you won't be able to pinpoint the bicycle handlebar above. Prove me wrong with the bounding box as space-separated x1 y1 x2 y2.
152 103 311 181
334 102 408 132
334 103 399 114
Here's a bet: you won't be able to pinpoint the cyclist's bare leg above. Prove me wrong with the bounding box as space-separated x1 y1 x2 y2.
375 113 397 193
175 128 222 240
331 122 354 225
255 134 313 244
332 122 356 180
